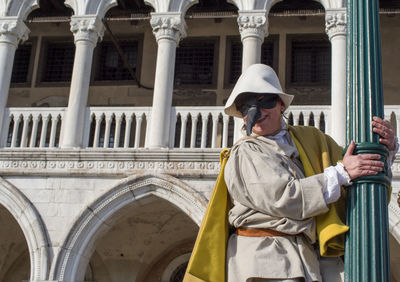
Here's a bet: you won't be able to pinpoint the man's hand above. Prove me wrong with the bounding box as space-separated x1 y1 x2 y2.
342 141 384 180
372 116 396 151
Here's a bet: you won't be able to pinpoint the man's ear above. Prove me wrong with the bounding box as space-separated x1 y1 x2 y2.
280 102 285 113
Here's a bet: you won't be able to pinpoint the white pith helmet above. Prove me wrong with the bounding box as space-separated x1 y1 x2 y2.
224 64 294 118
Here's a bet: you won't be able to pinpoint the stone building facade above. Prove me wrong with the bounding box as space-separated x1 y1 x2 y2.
0 0 400 281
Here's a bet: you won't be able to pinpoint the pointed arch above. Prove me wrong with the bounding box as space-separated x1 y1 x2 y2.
50 173 207 281
0 177 50 281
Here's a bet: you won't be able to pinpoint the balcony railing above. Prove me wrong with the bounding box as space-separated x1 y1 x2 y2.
1 105 399 149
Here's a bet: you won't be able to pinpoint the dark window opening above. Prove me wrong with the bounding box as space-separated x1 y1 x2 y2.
11 43 32 83
97 41 138 81
42 42 75 82
175 41 215 85
290 40 330 84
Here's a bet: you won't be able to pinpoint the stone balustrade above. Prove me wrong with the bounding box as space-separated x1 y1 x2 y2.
1 107 65 148
1 105 399 149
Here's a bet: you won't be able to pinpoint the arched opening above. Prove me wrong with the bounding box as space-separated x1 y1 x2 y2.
270 0 324 13
51 174 207 282
28 0 74 18
0 178 50 281
85 196 198 282
0 205 30 282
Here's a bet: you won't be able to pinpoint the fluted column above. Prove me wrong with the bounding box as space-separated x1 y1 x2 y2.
0 18 29 143
148 13 186 148
326 9 347 146
60 16 104 148
345 0 390 281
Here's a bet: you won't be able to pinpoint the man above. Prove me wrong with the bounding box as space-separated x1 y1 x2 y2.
184 64 397 282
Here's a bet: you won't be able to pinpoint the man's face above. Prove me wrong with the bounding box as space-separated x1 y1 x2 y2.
243 99 285 136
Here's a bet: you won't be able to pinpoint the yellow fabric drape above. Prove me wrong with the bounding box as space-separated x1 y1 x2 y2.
184 126 349 282
184 149 231 282
288 125 349 257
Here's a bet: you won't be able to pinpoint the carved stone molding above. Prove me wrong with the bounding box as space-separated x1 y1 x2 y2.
150 13 186 43
237 11 268 41
70 15 104 44
325 9 347 40
0 18 30 46
0 149 221 177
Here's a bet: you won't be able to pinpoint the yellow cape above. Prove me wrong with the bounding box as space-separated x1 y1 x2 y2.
183 126 349 282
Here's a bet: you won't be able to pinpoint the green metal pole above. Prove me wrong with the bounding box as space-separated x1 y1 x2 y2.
345 0 391 281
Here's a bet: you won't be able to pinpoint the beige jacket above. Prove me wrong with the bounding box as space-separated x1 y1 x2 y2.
225 134 330 282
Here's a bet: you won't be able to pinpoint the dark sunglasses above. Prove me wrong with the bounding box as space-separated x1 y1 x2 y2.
237 94 279 116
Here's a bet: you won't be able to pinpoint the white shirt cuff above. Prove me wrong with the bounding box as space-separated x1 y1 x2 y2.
323 163 351 204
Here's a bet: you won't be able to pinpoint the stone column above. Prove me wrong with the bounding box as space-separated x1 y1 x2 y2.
60 16 104 148
148 13 186 148
238 11 268 70
0 18 29 142
325 9 347 146
234 11 268 141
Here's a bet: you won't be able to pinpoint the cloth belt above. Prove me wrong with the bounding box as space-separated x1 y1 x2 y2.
236 228 293 237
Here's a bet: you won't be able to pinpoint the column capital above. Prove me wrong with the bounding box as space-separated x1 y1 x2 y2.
325 9 347 40
70 15 104 45
237 11 268 42
0 18 30 46
150 13 186 43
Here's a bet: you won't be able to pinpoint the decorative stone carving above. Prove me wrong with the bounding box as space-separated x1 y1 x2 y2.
0 18 29 46
237 11 268 41
70 15 104 44
0 159 220 176
150 13 186 43
325 10 347 40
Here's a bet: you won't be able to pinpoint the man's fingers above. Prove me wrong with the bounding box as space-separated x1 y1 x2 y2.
360 160 384 167
359 153 381 160
345 141 355 156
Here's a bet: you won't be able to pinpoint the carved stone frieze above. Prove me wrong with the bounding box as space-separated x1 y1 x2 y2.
0 159 220 176
0 150 221 177
150 13 186 43
237 11 268 41
0 18 30 46
325 9 347 40
70 15 104 44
